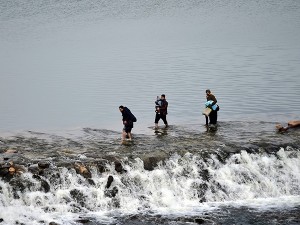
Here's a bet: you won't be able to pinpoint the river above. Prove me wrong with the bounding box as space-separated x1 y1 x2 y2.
0 0 300 224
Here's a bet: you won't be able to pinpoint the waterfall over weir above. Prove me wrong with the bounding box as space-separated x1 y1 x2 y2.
1 122 300 224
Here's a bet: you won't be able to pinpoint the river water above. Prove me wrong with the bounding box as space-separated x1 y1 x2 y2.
0 0 300 224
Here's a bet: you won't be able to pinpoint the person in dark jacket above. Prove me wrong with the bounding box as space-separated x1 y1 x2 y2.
119 105 136 141
155 94 168 129
205 89 219 125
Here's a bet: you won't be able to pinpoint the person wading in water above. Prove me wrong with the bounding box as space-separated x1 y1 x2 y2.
119 105 136 142
154 94 168 129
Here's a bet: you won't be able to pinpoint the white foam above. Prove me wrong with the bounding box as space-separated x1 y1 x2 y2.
1 148 300 224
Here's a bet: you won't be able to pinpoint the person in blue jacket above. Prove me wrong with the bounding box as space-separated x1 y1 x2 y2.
205 89 219 125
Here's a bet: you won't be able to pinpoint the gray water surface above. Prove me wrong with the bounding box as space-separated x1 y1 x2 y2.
1 0 300 133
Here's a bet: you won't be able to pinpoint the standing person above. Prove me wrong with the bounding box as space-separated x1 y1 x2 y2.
155 94 168 129
119 105 136 142
205 89 219 125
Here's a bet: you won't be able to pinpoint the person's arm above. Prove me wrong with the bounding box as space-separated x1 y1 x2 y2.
160 101 168 110
122 108 130 123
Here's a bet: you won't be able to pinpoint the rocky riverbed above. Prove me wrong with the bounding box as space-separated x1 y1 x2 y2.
0 121 299 225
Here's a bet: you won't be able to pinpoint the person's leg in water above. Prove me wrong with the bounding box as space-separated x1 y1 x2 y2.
126 126 133 140
155 113 161 129
209 110 217 124
161 114 168 128
127 131 132 140
121 129 127 141
122 126 132 141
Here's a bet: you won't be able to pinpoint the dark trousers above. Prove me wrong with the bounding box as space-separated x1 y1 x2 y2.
209 110 218 124
155 113 168 125
206 110 218 125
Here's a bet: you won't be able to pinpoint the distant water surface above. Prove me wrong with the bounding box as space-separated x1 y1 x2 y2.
0 0 300 133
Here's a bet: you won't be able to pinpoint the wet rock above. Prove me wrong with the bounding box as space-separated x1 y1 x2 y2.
196 182 208 203
74 163 91 178
0 169 13 182
28 163 50 175
12 164 26 175
32 175 51 193
96 160 108 173
16 221 26 225
114 161 125 173
70 189 86 207
87 178 95 186
40 179 50 192
28 164 40 175
0 162 26 180
14 165 27 174
9 178 27 199
1 149 21 163
48 172 61 185
49 222 59 225
5 149 18 154
200 169 209 181
179 217 206 224
0 167 9 177
106 175 114 189
38 161 50 169
104 186 118 198
69 203 82 213
9 166 15 174
142 156 162 171
0 162 10 168
111 198 120 208
215 150 229 163
139 152 168 171
76 218 91 224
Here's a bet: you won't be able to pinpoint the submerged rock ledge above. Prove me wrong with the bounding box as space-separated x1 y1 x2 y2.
1 122 299 184
0 122 299 225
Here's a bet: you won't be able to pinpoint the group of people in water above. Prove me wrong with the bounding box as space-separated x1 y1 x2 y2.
119 89 299 143
119 89 220 142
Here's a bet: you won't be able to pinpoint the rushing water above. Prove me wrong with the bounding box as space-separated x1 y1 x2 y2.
0 121 299 225
0 121 300 225
1 0 300 225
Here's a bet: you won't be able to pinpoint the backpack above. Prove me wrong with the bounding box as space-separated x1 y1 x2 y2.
129 111 137 122
131 114 137 122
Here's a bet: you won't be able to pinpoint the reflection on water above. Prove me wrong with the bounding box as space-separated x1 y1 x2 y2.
0 0 299 134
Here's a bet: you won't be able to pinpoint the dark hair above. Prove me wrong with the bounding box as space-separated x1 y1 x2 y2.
119 105 124 109
205 89 211 94
161 94 165 98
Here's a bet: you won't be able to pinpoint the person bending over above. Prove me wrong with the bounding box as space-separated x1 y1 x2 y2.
205 89 219 125
119 105 136 141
